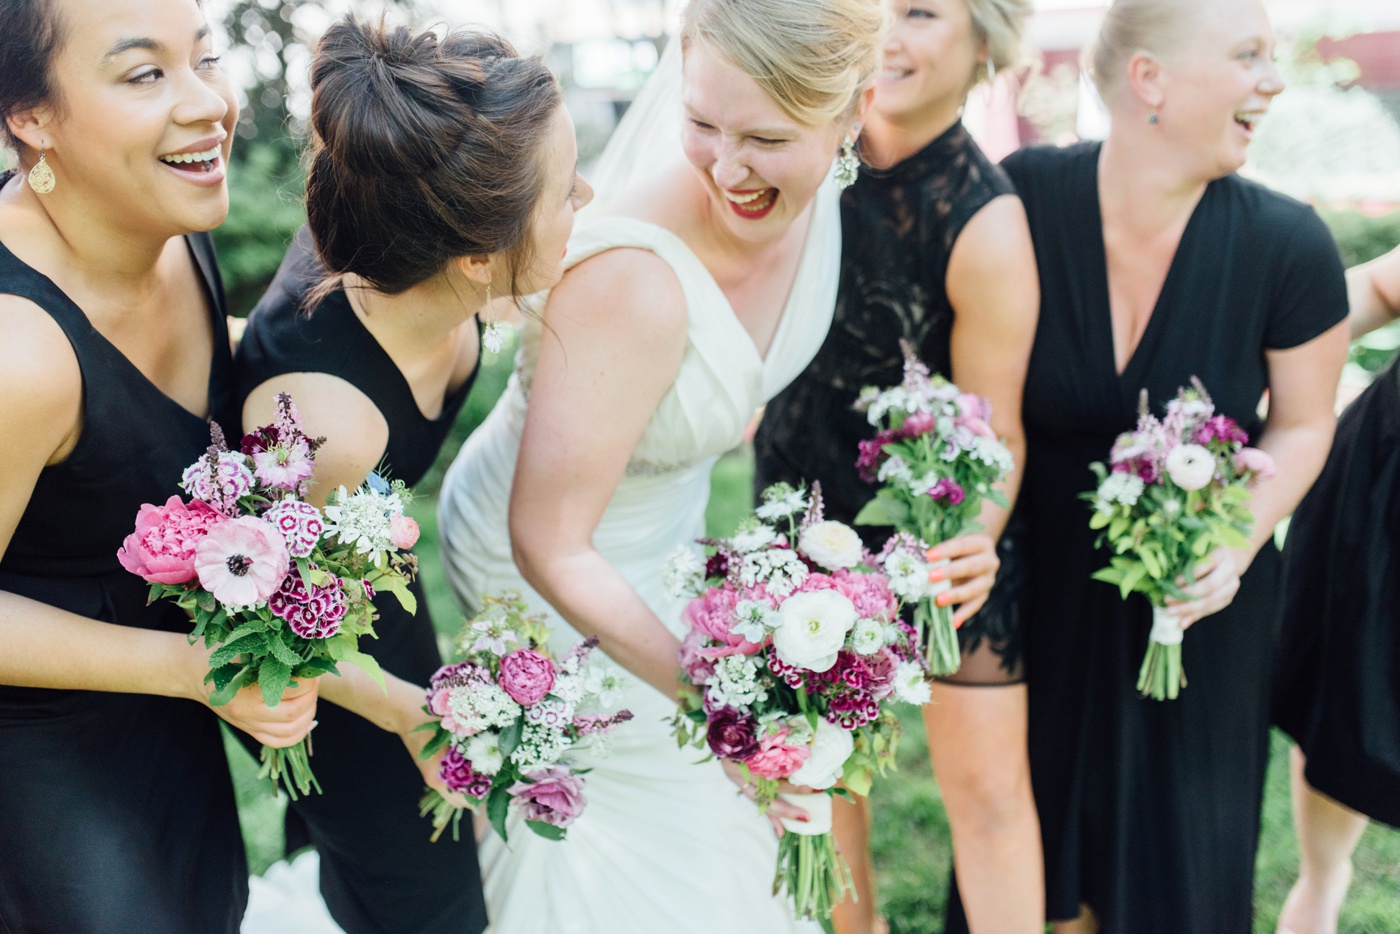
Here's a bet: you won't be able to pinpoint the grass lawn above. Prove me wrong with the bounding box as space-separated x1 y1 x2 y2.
229 346 1400 931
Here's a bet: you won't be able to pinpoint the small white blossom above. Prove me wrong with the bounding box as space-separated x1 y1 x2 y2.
445 682 521 736
663 546 707 598
892 661 932 706
883 549 930 601
877 455 914 485
322 486 404 564
551 672 585 705
851 618 886 655
970 437 1015 473
730 524 779 554
512 721 569 772
705 655 769 709
464 733 504 776
583 664 625 709
1094 472 1146 512
731 599 780 644
755 488 809 521
739 548 810 599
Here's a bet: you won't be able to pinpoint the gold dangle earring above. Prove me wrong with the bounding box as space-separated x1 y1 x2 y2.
834 130 860 190
480 282 505 354
28 149 55 195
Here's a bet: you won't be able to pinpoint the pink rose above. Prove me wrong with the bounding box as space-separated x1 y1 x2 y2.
193 516 290 607
118 496 225 585
744 726 811 780
389 515 420 550
509 766 587 827
683 586 764 657
1233 447 1276 481
497 649 556 705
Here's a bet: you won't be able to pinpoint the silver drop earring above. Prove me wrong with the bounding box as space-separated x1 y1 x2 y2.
1148 109 1160 125
481 282 505 354
834 133 860 190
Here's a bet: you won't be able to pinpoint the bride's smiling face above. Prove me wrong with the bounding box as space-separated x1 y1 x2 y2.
681 43 846 243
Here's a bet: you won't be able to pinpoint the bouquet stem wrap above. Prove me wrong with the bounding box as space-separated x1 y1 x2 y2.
774 793 851 923
1137 606 1186 701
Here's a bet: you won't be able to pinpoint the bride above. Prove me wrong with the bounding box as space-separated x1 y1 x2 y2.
437 0 884 930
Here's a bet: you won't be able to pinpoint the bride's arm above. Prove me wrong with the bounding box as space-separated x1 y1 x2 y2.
508 248 690 701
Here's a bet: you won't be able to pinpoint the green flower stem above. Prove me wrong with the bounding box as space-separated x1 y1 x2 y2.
773 830 853 922
418 789 465 842
1136 642 1186 701
918 599 962 677
258 738 321 800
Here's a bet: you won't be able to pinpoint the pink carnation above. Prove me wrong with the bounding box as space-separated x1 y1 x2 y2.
194 516 290 607
743 726 810 780
498 649 556 705
268 567 347 640
440 746 493 800
263 500 324 558
118 496 224 585
509 766 587 827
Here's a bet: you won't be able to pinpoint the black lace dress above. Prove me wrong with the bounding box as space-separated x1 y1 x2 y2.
0 223 247 932
755 121 1026 686
235 229 487 934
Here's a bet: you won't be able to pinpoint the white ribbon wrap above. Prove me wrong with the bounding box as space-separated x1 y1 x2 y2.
1150 605 1184 646
778 792 834 836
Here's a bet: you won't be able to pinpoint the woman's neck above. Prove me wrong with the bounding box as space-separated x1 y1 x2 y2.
1097 130 1209 238
860 95 963 170
349 271 482 344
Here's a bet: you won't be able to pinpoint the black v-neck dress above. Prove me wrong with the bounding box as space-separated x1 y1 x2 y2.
1003 143 1347 932
0 222 247 931
235 228 486 934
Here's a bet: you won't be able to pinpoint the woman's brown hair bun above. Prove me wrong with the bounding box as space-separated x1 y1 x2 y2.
305 16 561 297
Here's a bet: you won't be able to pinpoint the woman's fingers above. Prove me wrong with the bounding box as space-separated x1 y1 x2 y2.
951 589 992 626
1165 550 1241 630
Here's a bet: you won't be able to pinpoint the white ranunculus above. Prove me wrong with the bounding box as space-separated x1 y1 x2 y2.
772 590 858 672
789 718 856 790
892 661 931 706
464 733 505 776
851 618 886 655
1164 444 1216 491
798 521 864 570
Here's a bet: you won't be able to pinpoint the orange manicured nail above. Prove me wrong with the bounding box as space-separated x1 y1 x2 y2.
935 593 952 607
925 548 944 562
928 567 946 583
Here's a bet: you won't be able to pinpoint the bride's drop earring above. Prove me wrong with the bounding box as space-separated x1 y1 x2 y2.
834 132 860 190
481 283 505 354
28 150 55 195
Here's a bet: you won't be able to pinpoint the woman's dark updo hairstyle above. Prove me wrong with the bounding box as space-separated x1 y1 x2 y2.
306 16 561 299
0 0 63 152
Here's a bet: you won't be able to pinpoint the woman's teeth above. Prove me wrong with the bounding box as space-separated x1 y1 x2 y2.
159 146 220 165
725 189 770 204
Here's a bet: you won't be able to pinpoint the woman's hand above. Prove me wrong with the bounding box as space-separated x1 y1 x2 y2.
926 533 1000 626
720 758 812 837
201 676 320 748
1163 546 1253 630
401 719 470 808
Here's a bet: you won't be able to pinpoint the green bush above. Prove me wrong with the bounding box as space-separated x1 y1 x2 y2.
212 143 307 316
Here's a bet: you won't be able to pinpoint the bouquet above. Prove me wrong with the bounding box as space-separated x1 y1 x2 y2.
664 483 930 922
416 592 634 843
1084 381 1274 700
851 349 1014 675
118 394 417 797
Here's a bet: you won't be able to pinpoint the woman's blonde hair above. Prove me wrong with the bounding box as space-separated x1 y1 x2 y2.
1085 0 1202 102
966 0 1034 87
680 0 887 127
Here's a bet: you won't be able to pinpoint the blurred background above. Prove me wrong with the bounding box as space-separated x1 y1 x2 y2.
193 1 1400 931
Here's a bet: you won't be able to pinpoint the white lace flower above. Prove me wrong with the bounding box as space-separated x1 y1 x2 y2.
322 486 403 564
512 721 569 772
705 655 769 709
582 664 625 709
446 682 521 736
892 661 932 706
1094 472 1146 512
663 545 707 598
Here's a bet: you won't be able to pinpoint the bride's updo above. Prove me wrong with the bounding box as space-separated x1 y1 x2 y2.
679 0 887 126
305 16 560 296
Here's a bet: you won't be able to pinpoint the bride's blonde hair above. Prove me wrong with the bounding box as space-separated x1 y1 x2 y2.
679 0 887 127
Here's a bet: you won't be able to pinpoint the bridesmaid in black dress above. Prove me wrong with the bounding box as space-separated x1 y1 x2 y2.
755 2 1040 931
234 18 590 934
1274 243 1400 934
1001 0 1349 931
0 0 315 930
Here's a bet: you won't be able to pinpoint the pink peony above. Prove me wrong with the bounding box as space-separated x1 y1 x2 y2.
509 766 587 827
194 516 290 607
683 586 764 657
796 572 839 594
118 496 224 585
744 726 811 780
389 515 420 550
497 649 556 705
832 569 899 623
1233 447 1276 481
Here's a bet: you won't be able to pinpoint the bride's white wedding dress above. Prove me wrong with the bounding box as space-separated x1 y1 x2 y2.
436 191 840 933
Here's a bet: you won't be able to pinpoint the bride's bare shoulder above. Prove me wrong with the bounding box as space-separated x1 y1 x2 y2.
596 160 706 238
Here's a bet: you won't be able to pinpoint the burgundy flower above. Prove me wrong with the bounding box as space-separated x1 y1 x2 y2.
439 747 492 800
856 438 886 484
705 706 761 760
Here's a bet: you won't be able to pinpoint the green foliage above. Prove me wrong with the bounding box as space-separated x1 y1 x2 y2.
212 143 306 315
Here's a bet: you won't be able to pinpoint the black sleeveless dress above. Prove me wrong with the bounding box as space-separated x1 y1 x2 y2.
235 228 487 934
1274 355 1400 828
1003 143 1348 933
0 223 246 931
755 122 1027 687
